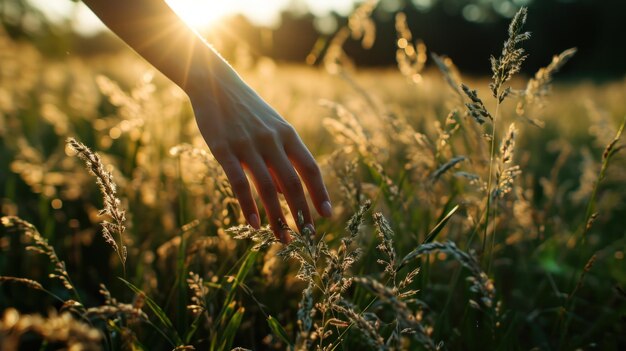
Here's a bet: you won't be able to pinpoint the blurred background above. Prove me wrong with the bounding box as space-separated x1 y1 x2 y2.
1 0 624 79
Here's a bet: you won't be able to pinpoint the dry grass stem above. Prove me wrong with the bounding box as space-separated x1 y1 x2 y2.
67 138 128 270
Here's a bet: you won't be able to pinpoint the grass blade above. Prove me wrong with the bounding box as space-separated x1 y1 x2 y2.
267 315 293 348
423 204 459 245
219 306 245 351
396 205 459 271
118 277 183 345
223 251 258 309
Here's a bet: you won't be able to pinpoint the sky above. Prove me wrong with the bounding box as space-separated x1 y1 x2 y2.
27 0 361 35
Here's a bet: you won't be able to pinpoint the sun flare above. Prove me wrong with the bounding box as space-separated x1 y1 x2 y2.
165 0 234 28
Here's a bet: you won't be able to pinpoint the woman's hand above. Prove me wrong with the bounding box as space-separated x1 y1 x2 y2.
188 72 332 243
81 0 331 242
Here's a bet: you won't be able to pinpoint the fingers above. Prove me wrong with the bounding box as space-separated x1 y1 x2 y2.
270 170 283 194
212 150 260 229
201 111 329 243
266 152 314 235
213 140 317 243
284 135 333 218
241 154 291 244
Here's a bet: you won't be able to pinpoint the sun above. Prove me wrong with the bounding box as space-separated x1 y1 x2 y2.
165 0 234 28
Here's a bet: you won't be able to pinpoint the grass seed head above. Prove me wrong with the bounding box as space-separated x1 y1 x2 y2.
67 138 127 269
490 7 530 101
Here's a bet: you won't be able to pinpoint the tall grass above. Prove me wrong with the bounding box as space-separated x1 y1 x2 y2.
1 5 626 351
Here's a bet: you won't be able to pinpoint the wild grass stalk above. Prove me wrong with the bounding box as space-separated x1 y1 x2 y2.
459 7 529 268
557 253 598 350
1 216 80 301
581 116 625 240
484 7 529 270
67 137 128 274
2 5 625 350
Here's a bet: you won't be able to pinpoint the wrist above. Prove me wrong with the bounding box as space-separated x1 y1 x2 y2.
184 46 248 104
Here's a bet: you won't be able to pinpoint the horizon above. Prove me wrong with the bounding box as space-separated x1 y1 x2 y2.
27 0 366 35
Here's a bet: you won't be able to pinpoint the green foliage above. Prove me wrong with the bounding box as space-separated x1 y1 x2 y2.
1 7 626 351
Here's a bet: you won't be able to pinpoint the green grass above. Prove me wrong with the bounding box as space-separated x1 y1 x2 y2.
1 11 626 350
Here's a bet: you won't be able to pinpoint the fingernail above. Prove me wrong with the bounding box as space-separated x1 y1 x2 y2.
321 201 333 217
304 223 316 236
248 213 260 229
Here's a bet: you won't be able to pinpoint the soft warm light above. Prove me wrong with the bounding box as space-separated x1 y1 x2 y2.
29 0 359 34
164 0 354 29
165 0 234 28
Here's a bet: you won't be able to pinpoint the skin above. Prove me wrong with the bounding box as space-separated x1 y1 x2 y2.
83 0 332 243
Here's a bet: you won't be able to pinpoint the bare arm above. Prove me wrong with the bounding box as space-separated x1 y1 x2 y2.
83 0 332 242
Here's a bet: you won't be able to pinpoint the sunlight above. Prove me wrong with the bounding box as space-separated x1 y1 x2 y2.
164 0 352 29
165 0 233 28
28 0 358 34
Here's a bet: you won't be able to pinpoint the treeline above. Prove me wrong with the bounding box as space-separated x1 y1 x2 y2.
2 0 624 79
258 0 626 79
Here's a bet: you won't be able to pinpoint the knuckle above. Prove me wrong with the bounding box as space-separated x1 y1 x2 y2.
229 136 253 152
278 123 297 138
256 128 278 144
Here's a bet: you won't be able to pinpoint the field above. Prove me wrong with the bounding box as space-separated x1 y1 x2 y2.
1 8 626 351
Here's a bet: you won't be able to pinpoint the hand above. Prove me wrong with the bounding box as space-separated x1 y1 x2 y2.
188 72 332 243
82 0 332 243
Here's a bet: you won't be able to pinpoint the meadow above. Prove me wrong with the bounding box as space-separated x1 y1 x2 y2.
1 6 626 350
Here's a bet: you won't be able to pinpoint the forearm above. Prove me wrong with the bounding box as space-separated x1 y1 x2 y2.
83 0 241 97
84 0 332 239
